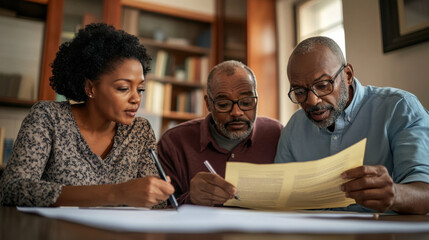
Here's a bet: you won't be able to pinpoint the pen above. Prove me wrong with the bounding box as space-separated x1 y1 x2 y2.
149 148 178 210
203 160 240 201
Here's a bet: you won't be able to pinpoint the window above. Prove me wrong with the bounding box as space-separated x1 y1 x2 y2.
295 0 345 56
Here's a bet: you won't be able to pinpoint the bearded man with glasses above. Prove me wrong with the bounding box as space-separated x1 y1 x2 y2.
158 60 283 206
275 36 429 214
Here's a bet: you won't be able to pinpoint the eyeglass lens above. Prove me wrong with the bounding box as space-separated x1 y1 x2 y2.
289 65 345 104
214 97 257 112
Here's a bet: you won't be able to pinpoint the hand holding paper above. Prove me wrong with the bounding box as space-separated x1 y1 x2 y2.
224 138 367 210
341 164 395 213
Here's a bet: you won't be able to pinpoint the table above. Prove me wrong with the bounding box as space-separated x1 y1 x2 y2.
1 207 429 240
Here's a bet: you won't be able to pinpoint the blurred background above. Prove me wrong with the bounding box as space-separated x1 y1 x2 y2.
0 0 428 168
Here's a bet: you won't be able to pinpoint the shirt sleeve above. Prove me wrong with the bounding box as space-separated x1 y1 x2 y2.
389 95 429 184
274 120 295 163
157 131 192 206
0 103 63 206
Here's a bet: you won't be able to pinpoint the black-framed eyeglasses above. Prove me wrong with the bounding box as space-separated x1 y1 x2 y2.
288 65 346 104
209 96 258 113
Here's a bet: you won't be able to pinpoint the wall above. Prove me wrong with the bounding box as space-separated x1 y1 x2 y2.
276 0 299 124
276 0 429 126
343 0 429 109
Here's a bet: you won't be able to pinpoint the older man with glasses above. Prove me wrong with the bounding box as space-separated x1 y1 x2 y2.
158 60 283 207
275 36 429 214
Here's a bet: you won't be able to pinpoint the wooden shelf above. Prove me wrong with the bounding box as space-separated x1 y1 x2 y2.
139 37 210 55
122 1 211 136
0 97 36 108
146 75 204 88
162 111 201 121
121 0 214 23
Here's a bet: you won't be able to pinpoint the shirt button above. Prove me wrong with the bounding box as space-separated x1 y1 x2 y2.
333 136 338 140
231 153 235 158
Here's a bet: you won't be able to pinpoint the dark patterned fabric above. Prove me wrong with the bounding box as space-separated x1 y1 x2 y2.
0 101 163 207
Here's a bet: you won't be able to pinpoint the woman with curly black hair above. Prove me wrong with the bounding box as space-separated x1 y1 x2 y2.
0 23 174 208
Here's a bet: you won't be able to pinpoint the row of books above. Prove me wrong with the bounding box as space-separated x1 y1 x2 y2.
175 91 204 115
150 50 209 85
142 80 204 115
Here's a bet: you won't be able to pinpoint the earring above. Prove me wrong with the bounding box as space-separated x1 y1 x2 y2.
88 94 93 98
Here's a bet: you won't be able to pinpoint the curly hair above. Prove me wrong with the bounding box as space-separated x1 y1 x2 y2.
50 23 151 102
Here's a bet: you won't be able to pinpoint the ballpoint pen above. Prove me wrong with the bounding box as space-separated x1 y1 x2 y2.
149 148 179 209
203 160 240 201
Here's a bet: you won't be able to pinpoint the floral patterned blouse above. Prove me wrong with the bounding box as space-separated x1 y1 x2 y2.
0 101 163 207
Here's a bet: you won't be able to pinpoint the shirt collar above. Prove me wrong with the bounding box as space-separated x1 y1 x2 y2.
343 77 365 123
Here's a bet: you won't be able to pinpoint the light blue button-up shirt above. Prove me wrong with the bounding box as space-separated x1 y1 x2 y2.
275 78 429 212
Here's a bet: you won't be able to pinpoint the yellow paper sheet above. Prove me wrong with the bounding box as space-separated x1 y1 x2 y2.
224 138 366 210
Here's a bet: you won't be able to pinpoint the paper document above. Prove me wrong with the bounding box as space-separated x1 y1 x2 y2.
18 205 429 234
225 138 366 210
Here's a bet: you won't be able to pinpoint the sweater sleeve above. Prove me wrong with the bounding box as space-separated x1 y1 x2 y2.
0 102 63 206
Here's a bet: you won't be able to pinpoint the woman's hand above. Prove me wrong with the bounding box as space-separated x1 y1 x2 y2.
113 176 175 207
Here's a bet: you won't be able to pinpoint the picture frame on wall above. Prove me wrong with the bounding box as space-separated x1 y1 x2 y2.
379 0 429 53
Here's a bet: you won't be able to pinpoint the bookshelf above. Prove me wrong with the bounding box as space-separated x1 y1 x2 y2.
216 0 247 64
0 1 47 107
121 2 214 136
214 0 279 119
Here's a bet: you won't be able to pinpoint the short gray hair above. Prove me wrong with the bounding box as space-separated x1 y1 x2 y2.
291 36 346 65
206 60 257 96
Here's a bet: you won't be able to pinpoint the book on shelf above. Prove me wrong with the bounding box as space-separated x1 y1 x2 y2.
152 81 165 114
175 89 204 114
2 138 13 166
185 57 195 83
143 80 165 114
184 56 209 84
163 83 172 113
143 80 153 112
176 92 188 113
200 56 209 86
191 89 204 115
150 50 209 85
154 50 169 78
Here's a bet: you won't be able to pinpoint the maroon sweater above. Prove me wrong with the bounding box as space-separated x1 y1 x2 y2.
157 114 283 205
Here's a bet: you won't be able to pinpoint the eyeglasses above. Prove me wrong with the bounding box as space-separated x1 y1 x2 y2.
209 96 258 113
288 65 346 104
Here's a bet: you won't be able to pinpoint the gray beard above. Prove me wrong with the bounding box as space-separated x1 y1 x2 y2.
305 79 349 129
212 116 254 141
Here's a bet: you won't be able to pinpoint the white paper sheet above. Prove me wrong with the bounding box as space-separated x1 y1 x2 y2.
17 205 429 233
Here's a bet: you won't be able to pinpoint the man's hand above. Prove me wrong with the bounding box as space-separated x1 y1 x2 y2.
340 165 395 213
189 172 237 206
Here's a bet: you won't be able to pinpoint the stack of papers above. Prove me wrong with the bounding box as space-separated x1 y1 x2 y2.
18 205 429 233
